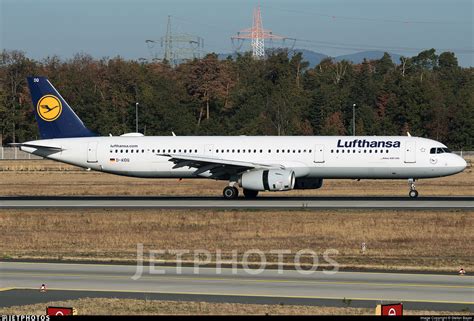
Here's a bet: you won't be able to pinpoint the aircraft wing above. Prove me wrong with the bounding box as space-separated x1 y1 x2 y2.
159 154 284 179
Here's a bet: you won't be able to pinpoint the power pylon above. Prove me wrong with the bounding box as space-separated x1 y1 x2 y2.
146 16 204 66
163 15 172 62
231 6 289 59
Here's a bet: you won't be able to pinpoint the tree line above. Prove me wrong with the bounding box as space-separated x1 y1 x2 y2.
0 49 473 149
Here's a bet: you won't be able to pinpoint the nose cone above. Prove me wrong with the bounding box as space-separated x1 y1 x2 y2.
453 155 467 173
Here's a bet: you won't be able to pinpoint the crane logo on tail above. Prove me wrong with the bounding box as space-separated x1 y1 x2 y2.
37 95 62 121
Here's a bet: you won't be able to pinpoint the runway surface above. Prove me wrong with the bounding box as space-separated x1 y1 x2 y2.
0 196 473 209
1 262 473 311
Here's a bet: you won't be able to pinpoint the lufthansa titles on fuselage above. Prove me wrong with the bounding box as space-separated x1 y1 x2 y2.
110 144 139 148
337 139 401 148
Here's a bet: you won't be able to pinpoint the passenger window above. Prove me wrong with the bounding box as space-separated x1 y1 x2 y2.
195 149 197 153
268 149 271 153
336 150 339 153
131 150 134 153
115 150 118 153
120 150 123 153
260 149 263 153
309 150 312 153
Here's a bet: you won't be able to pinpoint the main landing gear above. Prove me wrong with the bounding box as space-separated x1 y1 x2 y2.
223 184 259 199
223 185 239 199
408 178 419 198
243 189 259 198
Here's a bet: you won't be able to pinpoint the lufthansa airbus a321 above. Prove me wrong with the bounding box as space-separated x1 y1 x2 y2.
13 76 467 199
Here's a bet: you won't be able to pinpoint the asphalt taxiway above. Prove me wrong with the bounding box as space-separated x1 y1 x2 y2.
0 196 473 209
1 262 473 311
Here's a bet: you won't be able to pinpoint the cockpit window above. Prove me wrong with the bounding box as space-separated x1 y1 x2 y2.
430 147 451 154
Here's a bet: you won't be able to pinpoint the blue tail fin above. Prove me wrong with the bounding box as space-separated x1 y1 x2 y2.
27 76 96 139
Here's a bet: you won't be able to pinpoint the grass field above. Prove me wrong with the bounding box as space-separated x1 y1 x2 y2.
0 158 472 197
0 159 472 271
0 298 470 315
1 208 472 271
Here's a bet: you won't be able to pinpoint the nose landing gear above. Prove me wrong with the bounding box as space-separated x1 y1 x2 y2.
408 178 419 198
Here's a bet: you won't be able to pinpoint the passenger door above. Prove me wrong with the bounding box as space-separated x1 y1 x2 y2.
313 144 325 163
87 141 98 163
404 141 416 163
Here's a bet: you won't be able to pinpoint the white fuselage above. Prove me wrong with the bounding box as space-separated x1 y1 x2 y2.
20 135 466 180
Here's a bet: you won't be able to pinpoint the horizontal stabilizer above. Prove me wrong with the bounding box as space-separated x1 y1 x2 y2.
9 143 63 151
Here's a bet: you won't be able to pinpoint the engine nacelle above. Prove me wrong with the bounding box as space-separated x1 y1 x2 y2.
240 169 296 191
294 177 323 190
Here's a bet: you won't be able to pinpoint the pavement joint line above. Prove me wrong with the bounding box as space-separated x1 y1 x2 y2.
9 287 474 305
1 262 471 278
2 272 473 289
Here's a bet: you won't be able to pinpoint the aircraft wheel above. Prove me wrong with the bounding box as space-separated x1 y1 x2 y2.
223 186 239 199
243 189 259 198
409 190 419 198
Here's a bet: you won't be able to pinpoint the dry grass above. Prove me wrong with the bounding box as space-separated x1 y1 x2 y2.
1 209 472 271
0 298 470 315
0 158 472 197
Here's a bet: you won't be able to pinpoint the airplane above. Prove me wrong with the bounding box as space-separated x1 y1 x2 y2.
12 76 467 199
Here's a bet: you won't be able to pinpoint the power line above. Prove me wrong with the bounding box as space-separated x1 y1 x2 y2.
261 4 471 25
295 38 474 54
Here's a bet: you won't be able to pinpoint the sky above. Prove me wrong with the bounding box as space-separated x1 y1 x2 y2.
1 0 473 66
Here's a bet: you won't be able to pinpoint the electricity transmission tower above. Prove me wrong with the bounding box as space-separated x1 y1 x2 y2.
146 16 204 66
231 6 295 59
